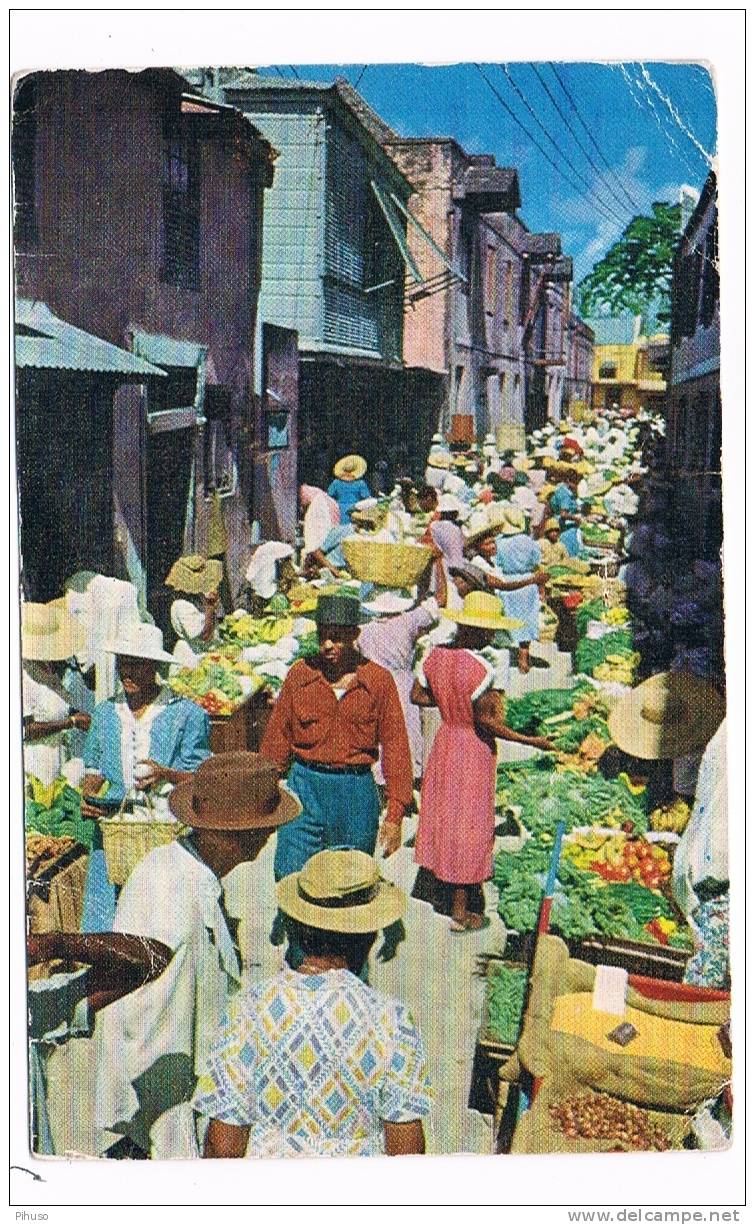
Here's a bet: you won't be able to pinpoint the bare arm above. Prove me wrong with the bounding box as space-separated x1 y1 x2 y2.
200 592 219 643
432 554 448 608
203 1118 251 1159
484 572 543 592
474 689 554 750
24 713 90 740
383 1119 426 1156
27 931 173 1014
410 677 436 708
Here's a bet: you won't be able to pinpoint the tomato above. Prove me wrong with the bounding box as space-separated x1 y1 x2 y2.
615 864 631 882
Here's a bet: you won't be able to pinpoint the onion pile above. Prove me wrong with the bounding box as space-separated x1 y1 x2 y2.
549 1091 672 1150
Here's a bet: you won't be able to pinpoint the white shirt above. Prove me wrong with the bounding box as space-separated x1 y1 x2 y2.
672 720 727 919
94 840 242 1159
170 598 205 643
115 691 169 796
22 664 72 786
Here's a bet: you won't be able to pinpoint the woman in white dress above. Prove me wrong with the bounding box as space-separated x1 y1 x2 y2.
21 601 91 786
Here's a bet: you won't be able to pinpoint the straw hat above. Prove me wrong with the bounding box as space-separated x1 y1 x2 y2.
276 849 407 934
499 506 527 536
21 599 86 662
607 672 726 761
103 622 175 663
437 493 464 515
333 454 367 481
427 450 450 471
441 590 523 631
165 554 223 596
543 518 561 534
464 504 511 546
430 432 445 445
512 456 534 472
170 753 302 829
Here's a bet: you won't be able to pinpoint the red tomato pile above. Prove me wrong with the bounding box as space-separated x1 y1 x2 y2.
590 839 672 889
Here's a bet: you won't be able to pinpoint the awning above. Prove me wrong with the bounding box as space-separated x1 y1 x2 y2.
370 180 423 284
131 329 207 370
130 329 208 429
15 300 166 377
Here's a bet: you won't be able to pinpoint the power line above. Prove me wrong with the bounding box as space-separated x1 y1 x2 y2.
549 63 645 214
288 65 302 81
272 65 288 80
532 63 643 214
497 64 631 230
473 65 624 233
353 65 368 90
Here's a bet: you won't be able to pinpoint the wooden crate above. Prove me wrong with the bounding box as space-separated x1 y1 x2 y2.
569 933 691 983
209 688 272 754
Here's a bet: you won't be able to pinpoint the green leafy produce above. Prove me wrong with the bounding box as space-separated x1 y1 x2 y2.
505 686 585 734
25 783 93 849
495 769 648 836
574 630 635 675
574 598 610 638
552 714 611 754
493 842 550 931
485 964 529 1046
293 631 320 660
602 881 675 924
581 524 620 546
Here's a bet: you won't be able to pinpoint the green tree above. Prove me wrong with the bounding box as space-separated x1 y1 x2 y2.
576 202 681 326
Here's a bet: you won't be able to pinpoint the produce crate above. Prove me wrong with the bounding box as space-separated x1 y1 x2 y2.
26 841 87 904
209 689 272 753
568 934 691 983
468 958 526 1115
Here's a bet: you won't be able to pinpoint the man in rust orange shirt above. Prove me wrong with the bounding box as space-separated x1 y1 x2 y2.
261 593 413 891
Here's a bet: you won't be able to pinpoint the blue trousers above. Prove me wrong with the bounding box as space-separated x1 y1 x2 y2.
274 761 381 880
80 824 117 932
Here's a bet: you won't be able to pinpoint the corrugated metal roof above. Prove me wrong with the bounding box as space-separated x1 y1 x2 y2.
15 300 167 377
582 315 638 346
131 328 207 369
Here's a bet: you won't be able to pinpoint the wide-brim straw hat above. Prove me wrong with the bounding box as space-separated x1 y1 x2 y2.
333 454 367 481
499 506 527 536
427 451 450 470
21 599 86 661
464 505 511 546
276 849 406 933
170 752 302 829
103 622 175 663
165 554 223 596
441 590 523 631
608 672 726 761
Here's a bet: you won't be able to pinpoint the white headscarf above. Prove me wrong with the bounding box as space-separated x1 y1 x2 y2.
245 542 294 599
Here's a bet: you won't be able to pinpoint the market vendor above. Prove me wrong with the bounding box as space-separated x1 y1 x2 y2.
539 518 572 569
511 469 545 534
260 592 414 914
328 455 372 524
244 541 296 616
165 555 223 662
558 513 584 558
79 622 212 931
194 849 430 1159
549 467 581 517
300 484 340 556
21 600 92 787
608 673 727 988
93 753 301 1159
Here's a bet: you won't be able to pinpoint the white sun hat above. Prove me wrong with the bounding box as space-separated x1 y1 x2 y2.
103 622 174 663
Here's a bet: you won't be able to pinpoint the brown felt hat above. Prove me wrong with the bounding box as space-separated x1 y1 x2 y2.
169 752 302 829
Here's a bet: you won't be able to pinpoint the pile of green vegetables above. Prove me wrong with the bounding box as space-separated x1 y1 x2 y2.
581 523 620 547
495 768 648 836
493 844 690 948
25 784 93 849
505 686 586 734
574 629 635 676
293 631 320 660
574 599 610 637
505 683 611 753
485 963 529 1046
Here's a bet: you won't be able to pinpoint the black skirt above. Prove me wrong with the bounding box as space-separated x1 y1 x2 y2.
411 867 485 916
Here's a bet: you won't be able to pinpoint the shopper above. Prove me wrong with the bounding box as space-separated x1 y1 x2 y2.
194 848 431 1158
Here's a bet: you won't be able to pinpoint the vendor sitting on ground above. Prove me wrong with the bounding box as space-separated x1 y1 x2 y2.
539 518 572 569
244 542 297 616
194 849 431 1158
165 555 223 663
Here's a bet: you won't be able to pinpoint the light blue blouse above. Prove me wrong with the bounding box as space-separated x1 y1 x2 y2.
83 691 211 803
327 478 372 524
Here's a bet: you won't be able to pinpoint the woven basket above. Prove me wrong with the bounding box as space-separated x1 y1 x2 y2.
341 538 432 586
101 814 187 886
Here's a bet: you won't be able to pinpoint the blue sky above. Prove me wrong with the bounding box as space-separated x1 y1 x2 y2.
257 62 717 283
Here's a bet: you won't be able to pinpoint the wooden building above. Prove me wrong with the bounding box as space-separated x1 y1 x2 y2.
13 68 276 624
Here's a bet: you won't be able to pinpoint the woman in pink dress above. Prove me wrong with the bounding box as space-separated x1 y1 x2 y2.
410 592 553 931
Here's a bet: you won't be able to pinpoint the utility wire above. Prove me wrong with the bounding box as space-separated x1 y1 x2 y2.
497 63 631 230
550 63 645 214
532 63 643 214
474 64 623 232
353 65 369 89
272 65 288 80
288 65 302 80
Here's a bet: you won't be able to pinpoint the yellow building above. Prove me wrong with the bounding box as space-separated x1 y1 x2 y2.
585 315 667 414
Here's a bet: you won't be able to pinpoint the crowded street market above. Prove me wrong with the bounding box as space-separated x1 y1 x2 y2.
21 405 730 1160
